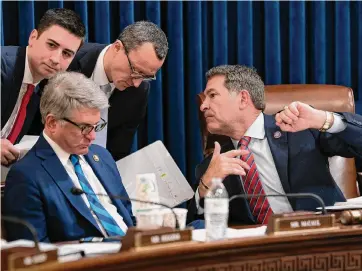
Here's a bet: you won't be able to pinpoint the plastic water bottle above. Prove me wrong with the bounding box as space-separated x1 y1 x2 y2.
205 178 229 241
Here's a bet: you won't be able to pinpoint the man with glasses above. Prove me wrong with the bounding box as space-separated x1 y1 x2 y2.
67 21 168 161
4 72 135 242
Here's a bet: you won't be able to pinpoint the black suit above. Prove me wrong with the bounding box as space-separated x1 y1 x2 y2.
1 46 42 144
67 43 150 161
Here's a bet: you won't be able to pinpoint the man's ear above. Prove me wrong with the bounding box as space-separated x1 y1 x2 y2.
45 115 58 133
238 90 250 109
28 29 39 47
113 39 124 53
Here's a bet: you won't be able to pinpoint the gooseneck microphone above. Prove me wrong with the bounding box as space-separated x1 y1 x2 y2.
2 216 40 251
70 187 180 229
229 193 327 215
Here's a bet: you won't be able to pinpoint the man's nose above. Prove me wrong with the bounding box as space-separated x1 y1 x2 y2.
50 50 61 65
132 78 143 88
85 129 96 141
200 99 208 112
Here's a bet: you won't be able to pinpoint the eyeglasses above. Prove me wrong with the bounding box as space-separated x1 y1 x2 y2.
122 42 156 82
62 118 107 135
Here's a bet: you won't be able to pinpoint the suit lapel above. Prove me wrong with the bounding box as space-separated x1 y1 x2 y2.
84 148 133 226
35 136 103 234
264 114 291 194
1 47 26 127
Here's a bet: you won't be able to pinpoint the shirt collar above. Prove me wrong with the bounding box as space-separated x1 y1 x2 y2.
23 47 40 86
92 45 115 90
231 112 265 149
43 131 86 166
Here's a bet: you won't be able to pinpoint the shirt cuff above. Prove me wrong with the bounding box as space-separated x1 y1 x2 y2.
195 187 205 215
327 113 347 133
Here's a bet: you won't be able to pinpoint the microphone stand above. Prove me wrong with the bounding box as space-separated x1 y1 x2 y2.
2 216 40 252
229 193 327 214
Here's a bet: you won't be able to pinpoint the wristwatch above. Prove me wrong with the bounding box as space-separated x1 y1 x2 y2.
319 111 334 132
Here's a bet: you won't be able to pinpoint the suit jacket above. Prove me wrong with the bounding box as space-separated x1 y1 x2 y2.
1 46 42 144
67 43 150 161
187 113 362 225
3 135 136 242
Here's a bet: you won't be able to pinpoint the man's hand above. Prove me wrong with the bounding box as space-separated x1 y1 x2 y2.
199 141 250 198
1 139 20 166
275 101 327 132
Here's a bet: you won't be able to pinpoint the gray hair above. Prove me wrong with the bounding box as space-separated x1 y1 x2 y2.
40 72 109 123
118 21 168 60
206 65 265 110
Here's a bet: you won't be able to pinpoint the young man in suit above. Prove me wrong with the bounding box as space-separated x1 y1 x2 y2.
187 65 362 226
1 8 86 166
4 72 135 242
67 21 168 161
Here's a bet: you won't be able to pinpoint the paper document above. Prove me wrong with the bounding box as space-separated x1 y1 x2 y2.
192 226 267 242
1 136 39 182
116 141 194 214
317 196 362 211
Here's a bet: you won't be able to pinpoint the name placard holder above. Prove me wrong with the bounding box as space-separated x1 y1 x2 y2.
122 227 193 251
1 247 58 271
266 213 336 234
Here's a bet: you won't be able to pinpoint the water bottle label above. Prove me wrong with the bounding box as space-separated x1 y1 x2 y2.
205 198 229 213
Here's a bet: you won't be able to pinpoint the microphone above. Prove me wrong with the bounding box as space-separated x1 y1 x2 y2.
229 193 327 215
70 187 180 229
1 216 40 251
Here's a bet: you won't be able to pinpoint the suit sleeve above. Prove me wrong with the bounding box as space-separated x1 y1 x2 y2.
3 168 49 242
186 156 212 224
318 112 362 158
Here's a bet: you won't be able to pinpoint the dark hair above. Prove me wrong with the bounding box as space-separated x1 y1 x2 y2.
206 65 265 110
37 8 86 44
118 21 168 60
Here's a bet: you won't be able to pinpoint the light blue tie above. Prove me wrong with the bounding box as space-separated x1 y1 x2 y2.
70 154 125 237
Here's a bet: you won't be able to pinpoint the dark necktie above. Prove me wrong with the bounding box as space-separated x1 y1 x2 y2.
239 136 273 224
7 84 35 143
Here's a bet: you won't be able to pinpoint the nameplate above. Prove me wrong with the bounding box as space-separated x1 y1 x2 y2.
122 227 192 251
266 213 335 234
1 247 58 271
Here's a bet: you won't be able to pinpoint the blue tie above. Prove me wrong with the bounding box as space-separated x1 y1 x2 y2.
70 154 125 237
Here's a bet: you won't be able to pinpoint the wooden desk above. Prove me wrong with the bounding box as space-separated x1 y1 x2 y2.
34 225 362 271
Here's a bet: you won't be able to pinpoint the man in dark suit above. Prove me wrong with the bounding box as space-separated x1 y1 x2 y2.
4 72 135 242
1 8 85 166
187 65 362 226
67 21 168 161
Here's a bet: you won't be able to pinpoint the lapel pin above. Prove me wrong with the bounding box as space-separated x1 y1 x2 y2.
93 154 100 162
274 131 282 139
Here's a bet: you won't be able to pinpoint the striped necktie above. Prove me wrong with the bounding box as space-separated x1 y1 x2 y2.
7 84 35 144
239 136 273 224
70 154 125 236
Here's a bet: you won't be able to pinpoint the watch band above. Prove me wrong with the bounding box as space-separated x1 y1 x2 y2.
319 111 334 132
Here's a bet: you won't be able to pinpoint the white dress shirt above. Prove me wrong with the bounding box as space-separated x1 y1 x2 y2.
1 47 40 139
195 112 347 215
90 45 115 148
43 132 128 237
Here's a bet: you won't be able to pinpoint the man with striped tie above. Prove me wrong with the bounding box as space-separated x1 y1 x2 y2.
3 72 135 242
187 65 362 226
1 8 86 166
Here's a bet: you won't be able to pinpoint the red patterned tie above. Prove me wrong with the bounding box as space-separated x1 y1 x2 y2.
239 136 273 224
7 84 35 144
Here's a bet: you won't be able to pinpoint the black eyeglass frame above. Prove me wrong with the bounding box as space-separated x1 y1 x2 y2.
120 39 157 82
62 117 107 135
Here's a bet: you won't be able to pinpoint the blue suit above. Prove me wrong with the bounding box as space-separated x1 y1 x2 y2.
187 113 362 225
1 46 45 143
3 135 135 242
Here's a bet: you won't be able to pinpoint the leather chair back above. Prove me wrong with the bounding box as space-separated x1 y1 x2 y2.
197 84 358 198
